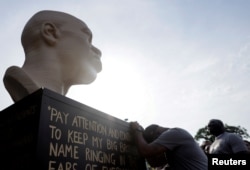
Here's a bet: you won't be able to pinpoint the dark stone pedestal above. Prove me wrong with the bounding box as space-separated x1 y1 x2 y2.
0 88 146 170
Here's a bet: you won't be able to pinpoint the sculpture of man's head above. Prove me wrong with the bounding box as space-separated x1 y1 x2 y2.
4 10 102 102
21 10 102 84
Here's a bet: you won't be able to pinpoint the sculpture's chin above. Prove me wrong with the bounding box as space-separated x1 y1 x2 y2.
83 75 97 84
78 70 99 85
83 63 102 84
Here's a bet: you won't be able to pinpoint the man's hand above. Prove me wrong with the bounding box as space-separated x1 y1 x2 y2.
130 121 144 134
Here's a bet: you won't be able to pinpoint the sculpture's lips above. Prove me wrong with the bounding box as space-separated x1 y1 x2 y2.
93 55 102 72
92 52 102 61
94 55 101 60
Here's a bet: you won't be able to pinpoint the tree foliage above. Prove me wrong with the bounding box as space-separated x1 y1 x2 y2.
194 124 250 142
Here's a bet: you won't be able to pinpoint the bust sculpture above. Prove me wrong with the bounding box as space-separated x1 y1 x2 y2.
3 10 102 102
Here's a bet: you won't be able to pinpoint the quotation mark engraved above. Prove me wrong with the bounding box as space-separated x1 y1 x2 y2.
48 105 51 111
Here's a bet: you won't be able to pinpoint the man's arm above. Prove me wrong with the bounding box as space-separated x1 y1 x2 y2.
230 134 248 154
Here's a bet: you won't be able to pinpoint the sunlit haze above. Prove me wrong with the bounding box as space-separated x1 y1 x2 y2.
1 0 250 138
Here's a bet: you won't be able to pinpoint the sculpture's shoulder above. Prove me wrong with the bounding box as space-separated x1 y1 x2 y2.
3 66 39 102
4 66 24 77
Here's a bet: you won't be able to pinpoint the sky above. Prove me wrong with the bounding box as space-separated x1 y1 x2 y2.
0 0 250 139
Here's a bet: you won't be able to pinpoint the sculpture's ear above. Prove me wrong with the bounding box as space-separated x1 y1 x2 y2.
41 22 60 46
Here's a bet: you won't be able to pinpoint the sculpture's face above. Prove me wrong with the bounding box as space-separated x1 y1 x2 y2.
58 17 102 84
